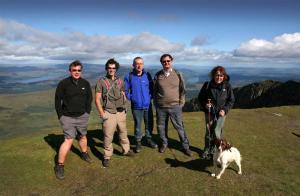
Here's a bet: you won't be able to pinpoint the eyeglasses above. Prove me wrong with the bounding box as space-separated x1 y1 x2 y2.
107 67 116 70
71 69 82 72
162 60 171 63
215 74 224 77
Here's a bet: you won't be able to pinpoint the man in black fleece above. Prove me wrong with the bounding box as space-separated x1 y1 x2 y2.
54 60 93 180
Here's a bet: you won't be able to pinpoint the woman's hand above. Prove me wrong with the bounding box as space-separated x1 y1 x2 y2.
219 109 225 117
205 103 212 109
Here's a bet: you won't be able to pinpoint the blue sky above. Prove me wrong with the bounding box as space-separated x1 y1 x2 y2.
0 0 300 67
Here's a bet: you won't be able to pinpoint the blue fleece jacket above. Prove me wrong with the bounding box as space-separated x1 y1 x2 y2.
124 70 153 109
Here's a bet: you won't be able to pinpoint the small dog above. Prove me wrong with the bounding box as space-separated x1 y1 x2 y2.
211 139 242 179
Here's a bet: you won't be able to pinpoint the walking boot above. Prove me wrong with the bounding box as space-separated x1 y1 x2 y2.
136 141 142 153
147 138 158 149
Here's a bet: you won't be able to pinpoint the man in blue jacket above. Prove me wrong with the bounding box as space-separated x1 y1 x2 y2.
125 57 158 153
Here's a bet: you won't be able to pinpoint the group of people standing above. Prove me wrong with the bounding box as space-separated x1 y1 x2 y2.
54 54 235 180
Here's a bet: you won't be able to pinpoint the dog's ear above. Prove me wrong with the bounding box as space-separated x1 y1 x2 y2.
222 139 232 150
226 142 232 150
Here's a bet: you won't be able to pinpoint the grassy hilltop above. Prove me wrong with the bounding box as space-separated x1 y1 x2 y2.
0 90 300 195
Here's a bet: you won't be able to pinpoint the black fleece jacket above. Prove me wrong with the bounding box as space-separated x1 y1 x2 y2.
198 79 235 115
55 77 92 119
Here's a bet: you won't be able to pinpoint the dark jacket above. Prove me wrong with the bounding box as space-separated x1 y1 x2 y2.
55 77 92 119
124 69 153 109
198 79 235 115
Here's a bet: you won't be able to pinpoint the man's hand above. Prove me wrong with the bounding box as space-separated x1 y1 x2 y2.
99 111 105 118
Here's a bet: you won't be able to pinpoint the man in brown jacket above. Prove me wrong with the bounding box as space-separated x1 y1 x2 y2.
153 54 192 156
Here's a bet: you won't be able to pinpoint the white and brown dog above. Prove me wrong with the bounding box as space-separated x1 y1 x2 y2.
211 139 242 179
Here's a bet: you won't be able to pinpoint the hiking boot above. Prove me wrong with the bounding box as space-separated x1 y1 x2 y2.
81 152 93 163
102 159 110 167
159 144 167 153
123 150 135 157
184 148 193 157
147 139 158 149
135 141 142 153
200 151 210 160
54 164 65 180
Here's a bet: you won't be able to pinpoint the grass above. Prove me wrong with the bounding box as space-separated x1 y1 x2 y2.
0 91 300 195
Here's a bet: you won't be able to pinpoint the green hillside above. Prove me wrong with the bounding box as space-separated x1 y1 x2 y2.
0 91 300 195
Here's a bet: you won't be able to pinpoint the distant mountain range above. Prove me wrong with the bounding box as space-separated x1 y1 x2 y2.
1 64 300 95
183 80 300 112
0 64 203 94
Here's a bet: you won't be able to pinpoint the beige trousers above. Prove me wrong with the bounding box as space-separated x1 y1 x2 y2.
102 111 130 159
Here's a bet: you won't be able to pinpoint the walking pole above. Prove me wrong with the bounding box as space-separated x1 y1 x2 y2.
207 98 212 156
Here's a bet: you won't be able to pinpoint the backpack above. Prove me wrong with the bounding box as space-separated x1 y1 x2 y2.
99 77 124 107
101 77 123 92
198 81 211 111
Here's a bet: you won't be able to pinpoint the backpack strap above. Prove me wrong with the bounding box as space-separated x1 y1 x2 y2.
153 70 163 86
153 70 163 82
102 78 110 91
129 71 133 84
173 69 186 95
101 77 123 91
127 71 133 94
100 77 115 100
100 77 124 108
206 81 210 91
117 78 123 89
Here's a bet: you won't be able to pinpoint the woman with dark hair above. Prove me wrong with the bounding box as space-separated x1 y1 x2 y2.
198 66 235 159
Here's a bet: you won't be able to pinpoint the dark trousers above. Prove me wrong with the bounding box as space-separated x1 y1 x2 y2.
132 107 154 142
156 105 190 149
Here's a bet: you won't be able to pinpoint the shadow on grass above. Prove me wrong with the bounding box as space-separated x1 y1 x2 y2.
151 133 203 156
159 130 211 174
164 158 212 174
44 129 205 170
87 129 138 156
292 132 300 138
44 128 145 165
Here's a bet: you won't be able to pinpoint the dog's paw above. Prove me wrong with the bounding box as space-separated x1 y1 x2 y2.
216 175 221 179
238 171 242 175
211 173 216 177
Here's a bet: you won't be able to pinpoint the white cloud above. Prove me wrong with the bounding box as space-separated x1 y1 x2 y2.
234 32 300 58
2 18 299 67
166 46 232 66
0 18 184 64
191 35 209 46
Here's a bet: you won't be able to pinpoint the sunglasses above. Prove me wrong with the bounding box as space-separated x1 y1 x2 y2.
71 69 82 72
162 60 171 63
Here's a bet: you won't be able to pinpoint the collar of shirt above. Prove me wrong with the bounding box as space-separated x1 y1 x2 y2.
163 68 173 77
72 78 79 85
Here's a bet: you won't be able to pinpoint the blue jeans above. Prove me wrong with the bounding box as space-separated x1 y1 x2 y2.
132 107 153 142
204 113 226 153
156 105 190 149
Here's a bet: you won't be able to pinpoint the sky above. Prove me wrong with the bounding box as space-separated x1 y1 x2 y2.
0 0 300 68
